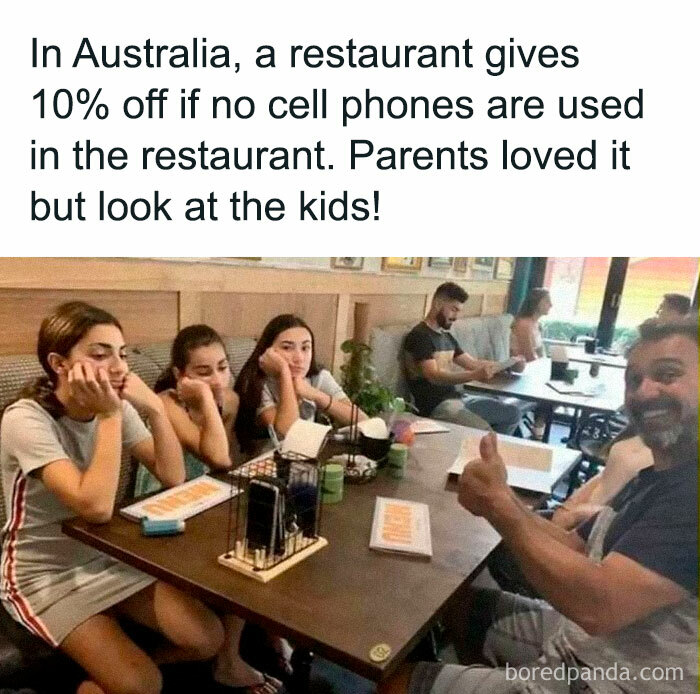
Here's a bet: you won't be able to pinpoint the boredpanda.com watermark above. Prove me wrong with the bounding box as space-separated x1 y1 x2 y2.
505 662 684 686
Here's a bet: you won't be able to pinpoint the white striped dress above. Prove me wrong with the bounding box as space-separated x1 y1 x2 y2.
0 399 155 646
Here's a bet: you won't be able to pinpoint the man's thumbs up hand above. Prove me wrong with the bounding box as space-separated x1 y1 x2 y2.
480 430 498 461
458 432 509 519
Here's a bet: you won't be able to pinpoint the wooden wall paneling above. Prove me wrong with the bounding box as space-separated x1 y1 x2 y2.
333 294 351 377
482 293 507 315
0 259 495 296
346 294 427 338
463 293 484 317
0 289 178 355
178 291 204 328
0 259 512 366
200 293 338 368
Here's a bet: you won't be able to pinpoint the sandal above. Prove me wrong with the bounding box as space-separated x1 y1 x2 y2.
271 636 294 678
210 673 283 693
242 674 283 693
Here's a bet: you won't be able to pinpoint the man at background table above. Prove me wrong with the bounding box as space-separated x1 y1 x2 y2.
403 282 526 435
381 317 698 694
655 293 691 323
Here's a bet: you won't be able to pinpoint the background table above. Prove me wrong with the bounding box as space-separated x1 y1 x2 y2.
464 358 626 441
63 423 581 683
568 352 627 369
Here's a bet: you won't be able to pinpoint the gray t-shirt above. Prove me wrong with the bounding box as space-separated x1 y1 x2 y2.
551 462 698 693
0 398 153 644
257 369 348 421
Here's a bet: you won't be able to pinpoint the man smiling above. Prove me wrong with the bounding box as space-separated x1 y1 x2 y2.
382 317 698 694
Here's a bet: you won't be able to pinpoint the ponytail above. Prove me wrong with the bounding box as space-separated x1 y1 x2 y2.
17 376 65 419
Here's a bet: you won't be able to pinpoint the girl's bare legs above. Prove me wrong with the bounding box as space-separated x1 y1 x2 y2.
213 613 276 687
113 581 224 665
61 613 162 694
66 582 278 692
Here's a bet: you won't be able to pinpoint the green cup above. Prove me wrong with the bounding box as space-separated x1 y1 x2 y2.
387 443 409 479
321 463 344 504
564 368 579 384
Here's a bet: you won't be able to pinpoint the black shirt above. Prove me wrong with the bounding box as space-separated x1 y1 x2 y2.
577 459 698 595
403 322 464 416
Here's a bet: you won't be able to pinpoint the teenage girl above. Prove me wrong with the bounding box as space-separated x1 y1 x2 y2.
135 325 238 495
235 314 366 452
0 303 280 694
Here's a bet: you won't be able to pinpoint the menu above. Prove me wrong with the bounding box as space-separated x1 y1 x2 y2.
120 475 236 521
448 433 553 474
369 496 432 558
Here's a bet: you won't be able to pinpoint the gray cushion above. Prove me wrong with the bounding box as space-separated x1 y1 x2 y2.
125 349 162 390
452 318 492 360
0 356 45 528
486 314 514 362
449 315 514 362
131 342 172 372
369 324 413 398
133 337 256 380
0 356 43 413
221 336 257 377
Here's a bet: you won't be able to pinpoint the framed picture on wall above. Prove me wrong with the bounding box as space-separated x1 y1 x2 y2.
331 257 364 270
428 257 454 269
453 257 468 274
495 257 515 280
469 257 496 274
381 258 423 273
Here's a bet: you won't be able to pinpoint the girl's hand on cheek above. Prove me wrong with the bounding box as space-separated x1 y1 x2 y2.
259 348 289 377
68 362 121 416
120 373 163 415
177 377 213 409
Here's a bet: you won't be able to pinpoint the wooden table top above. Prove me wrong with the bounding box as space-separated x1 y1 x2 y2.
62 422 580 682
465 358 625 413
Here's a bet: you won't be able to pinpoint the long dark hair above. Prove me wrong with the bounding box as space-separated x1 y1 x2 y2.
154 324 228 393
234 315 320 452
18 301 123 418
517 288 550 319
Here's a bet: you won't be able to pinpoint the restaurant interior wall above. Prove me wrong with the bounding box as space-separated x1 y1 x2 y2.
0 258 511 372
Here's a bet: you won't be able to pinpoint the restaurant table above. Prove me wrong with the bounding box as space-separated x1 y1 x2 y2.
464 358 626 442
567 352 627 369
544 340 628 370
63 423 581 686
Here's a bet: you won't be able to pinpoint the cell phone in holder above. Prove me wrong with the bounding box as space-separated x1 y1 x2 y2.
246 476 287 557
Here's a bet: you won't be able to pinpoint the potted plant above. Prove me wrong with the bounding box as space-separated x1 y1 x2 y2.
339 339 407 417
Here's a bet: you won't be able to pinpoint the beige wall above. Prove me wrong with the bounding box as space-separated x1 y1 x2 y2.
0 258 510 370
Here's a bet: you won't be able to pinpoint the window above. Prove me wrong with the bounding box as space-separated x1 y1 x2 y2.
541 258 611 342
539 257 698 351
617 257 698 326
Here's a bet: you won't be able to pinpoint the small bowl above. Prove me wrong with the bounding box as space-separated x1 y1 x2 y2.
358 432 394 466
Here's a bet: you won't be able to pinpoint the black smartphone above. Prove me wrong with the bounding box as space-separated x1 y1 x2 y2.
247 476 286 556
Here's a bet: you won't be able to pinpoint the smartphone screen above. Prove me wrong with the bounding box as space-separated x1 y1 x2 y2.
247 479 279 555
